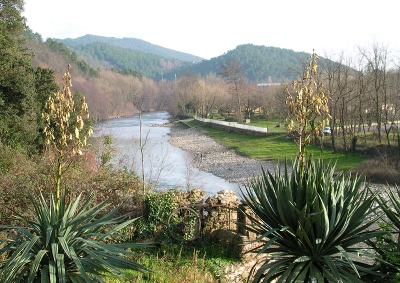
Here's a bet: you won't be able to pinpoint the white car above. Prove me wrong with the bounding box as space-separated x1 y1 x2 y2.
322 126 331 135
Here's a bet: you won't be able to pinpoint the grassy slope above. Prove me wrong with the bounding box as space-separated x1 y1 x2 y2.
186 120 365 172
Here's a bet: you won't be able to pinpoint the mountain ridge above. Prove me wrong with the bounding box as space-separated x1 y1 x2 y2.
54 34 319 82
54 34 204 63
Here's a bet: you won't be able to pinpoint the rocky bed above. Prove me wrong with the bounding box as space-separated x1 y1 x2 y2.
168 126 276 186
168 124 391 192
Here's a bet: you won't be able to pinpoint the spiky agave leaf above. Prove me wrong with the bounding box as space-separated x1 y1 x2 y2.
0 189 153 282
241 158 383 283
374 184 400 276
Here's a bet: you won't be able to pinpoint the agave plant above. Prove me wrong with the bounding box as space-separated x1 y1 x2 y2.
374 185 400 277
0 189 153 282
241 158 383 283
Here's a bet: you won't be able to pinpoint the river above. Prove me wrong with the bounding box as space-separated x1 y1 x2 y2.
92 111 240 196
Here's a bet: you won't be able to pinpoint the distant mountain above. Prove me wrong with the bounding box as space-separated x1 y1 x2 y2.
163 44 312 82
54 35 321 83
54 34 203 62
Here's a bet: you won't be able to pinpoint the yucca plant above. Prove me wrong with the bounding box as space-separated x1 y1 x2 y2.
241 158 383 282
0 189 153 282
374 185 400 279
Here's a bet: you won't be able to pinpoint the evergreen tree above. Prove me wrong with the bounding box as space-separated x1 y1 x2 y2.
0 0 58 153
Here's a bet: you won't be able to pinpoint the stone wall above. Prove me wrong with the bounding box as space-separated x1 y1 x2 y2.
194 116 284 138
176 189 259 257
197 120 269 137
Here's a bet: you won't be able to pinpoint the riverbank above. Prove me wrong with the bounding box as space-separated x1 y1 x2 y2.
168 123 392 191
168 125 277 186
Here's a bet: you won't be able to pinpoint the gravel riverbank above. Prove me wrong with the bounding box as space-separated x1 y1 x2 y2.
168 123 392 191
168 125 277 186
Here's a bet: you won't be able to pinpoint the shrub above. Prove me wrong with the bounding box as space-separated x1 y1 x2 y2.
0 189 153 282
134 189 179 242
0 147 142 226
241 158 383 282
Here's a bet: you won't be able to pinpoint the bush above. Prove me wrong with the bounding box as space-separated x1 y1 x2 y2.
0 146 143 226
241 158 383 282
0 146 52 225
0 189 153 282
134 189 179 242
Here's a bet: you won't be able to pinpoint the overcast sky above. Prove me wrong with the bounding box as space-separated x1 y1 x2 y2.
23 0 400 60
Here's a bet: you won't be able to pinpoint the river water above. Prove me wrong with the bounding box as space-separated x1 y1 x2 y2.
92 111 240 196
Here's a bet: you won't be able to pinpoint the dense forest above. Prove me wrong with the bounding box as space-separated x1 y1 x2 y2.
68 41 192 79
55 34 203 62
56 35 317 82
163 44 313 82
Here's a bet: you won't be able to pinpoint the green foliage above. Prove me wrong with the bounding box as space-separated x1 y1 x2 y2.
100 135 114 168
373 221 400 275
164 44 314 82
45 38 99 77
168 207 201 242
54 34 203 62
111 67 143 80
72 42 188 79
45 38 77 63
24 27 43 43
375 185 400 280
185 120 364 171
103 241 238 283
135 189 179 241
241 158 382 282
0 0 38 152
76 60 99 77
0 189 153 282
1 2 61 153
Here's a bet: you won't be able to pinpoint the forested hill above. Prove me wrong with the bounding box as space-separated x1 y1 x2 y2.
59 41 195 79
163 44 312 82
53 35 316 83
54 35 315 82
55 34 203 62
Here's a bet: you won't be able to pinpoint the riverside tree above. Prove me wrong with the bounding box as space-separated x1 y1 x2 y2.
221 60 246 123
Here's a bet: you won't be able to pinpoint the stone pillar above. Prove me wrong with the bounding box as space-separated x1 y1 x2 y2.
201 190 240 248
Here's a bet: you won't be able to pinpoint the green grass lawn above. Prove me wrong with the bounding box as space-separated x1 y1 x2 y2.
185 120 365 172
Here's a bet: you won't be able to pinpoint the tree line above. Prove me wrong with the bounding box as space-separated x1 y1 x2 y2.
165 47 400 155
1 0 59 154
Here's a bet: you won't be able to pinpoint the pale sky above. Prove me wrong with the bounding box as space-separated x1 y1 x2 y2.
23 0 400 60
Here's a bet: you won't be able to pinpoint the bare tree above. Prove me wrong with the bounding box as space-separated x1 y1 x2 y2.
174 72 202 116
359 43 390 144
322 52 357 155
220 60 246 123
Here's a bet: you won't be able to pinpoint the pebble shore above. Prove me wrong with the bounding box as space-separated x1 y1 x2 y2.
168 124 391 191
168 125 277 186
